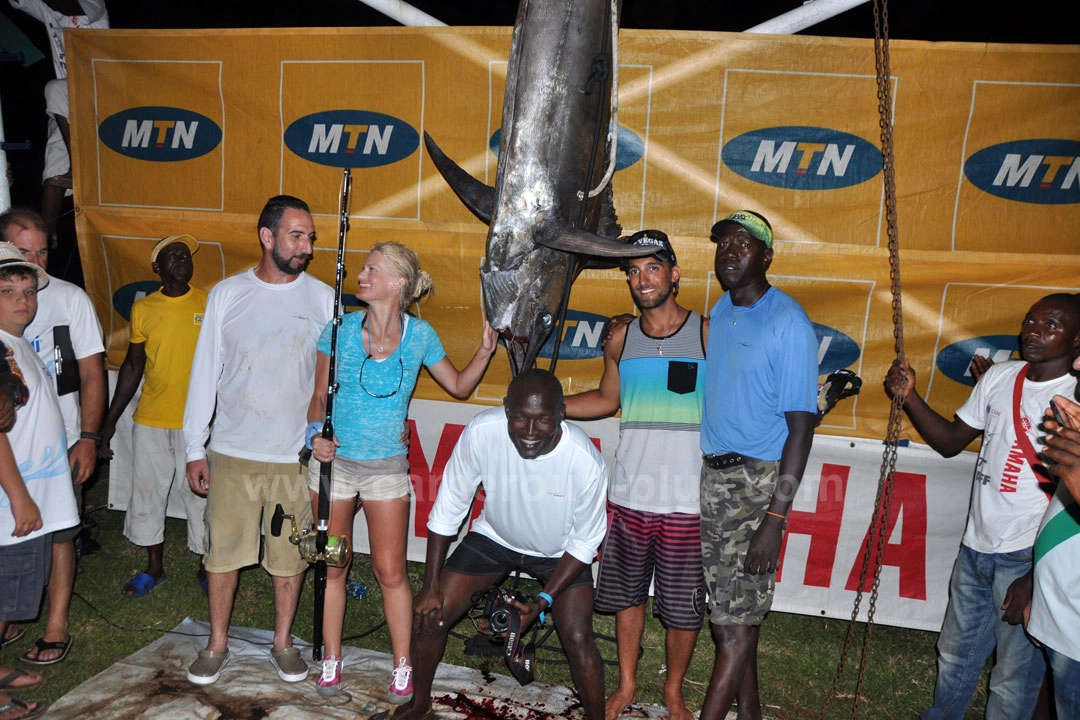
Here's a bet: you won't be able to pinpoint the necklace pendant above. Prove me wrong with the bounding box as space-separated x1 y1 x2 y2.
377 345 385 353
657 344 663 355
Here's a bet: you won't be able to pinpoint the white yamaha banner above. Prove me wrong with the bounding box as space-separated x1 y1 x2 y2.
107 391 974 632
370 399 974 632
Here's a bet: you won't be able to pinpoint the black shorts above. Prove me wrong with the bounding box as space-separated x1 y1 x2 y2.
444 532 594 590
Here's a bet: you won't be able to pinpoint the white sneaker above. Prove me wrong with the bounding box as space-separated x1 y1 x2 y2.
387 656 413 704
316 655 343 696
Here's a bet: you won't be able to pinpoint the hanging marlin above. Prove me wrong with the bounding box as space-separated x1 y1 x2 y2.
424 0 652 374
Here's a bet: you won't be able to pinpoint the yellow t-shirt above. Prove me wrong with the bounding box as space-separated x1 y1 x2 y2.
130 287 207 429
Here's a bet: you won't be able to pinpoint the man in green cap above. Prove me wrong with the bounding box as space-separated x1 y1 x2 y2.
698 210 818 720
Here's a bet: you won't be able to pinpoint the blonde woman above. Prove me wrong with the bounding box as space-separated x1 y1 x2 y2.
305 241 496 698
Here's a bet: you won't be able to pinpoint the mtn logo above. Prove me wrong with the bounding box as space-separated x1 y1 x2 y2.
284 110 419 168
722 126 881 190
99 107 221 162
965 139 1080 205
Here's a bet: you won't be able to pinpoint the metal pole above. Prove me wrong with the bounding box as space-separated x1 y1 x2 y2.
746 0 871 34
0 93 10 213
352 0 446 26
354 0 868 35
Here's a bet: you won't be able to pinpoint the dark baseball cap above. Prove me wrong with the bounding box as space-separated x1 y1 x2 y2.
619 230 677 271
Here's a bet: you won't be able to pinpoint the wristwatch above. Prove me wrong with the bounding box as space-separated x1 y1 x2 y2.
80 431 103 446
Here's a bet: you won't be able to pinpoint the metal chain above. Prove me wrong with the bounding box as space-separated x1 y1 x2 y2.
814 0 905 717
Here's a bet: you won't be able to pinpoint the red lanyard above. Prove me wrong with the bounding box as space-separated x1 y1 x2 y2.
1011 363 1052 497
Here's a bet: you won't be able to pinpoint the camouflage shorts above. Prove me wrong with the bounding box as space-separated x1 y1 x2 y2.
700 457 777 626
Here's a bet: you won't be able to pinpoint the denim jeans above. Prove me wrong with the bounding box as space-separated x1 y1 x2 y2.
921 545 1045 720
1045 644 1080 719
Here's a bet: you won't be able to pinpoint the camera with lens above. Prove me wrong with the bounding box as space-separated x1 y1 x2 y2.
482 585 525 634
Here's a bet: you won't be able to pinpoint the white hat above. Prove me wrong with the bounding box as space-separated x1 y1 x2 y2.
0 242 49 289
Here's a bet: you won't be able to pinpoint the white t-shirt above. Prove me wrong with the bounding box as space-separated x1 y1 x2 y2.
955 360 1072 553
0 330 78 545
23 274 105 450
8 0 109 79
183 269 334 464
428 407 608 565
1027 485 1080 661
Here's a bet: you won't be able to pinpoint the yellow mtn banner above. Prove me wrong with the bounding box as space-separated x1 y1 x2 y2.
67 27 1080 443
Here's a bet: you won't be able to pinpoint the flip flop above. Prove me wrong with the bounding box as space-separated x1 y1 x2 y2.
19 636 72 667
0 627 24 649
122 572 166 598
0 669 42 691
0 696 48 720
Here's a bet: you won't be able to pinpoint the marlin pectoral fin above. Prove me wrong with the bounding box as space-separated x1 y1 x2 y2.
539 221 659 258
424 132 495 225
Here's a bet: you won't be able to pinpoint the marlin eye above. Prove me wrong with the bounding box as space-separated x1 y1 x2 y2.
540 313 553 329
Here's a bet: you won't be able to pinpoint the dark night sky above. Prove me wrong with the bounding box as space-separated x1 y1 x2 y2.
5 0 1076 41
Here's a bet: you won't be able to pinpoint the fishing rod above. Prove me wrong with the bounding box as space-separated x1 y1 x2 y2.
272 169 353 663
312 168 353 661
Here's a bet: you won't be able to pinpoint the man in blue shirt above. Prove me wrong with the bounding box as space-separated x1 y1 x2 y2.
698 211 817 720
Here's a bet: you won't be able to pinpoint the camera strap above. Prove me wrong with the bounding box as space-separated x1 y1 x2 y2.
503 607 537 685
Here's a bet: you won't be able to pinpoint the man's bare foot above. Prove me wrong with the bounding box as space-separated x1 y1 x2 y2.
369 698 436 720
662 693 695 720
605 685 636 720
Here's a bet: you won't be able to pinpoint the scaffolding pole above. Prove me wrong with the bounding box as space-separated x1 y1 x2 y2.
353 0 870 34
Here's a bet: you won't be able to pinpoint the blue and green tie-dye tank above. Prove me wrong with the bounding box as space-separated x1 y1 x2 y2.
611 311 705 514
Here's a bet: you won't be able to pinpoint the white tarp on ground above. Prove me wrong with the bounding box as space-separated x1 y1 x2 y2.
45 618 674 719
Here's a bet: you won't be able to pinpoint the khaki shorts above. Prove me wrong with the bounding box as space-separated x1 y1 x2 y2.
700 457 778 626
124 423 206 554
307 454 410 502
203 450 312 576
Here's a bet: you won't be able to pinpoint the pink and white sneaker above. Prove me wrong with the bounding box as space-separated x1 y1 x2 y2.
315 655 342 696
387 656 413 704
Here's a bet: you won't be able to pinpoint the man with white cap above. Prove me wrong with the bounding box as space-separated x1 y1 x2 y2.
0 240 77 719
0 206 105 666
99 234 207 598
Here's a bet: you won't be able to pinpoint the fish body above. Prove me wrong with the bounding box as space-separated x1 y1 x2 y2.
425 0 651 374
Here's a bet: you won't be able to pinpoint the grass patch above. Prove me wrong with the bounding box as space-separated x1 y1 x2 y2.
1 472 989 718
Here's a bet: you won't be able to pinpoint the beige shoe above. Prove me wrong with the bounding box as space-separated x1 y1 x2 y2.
270 647 308 682
187 648 229 685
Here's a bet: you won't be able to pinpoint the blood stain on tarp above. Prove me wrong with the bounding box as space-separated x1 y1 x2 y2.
141 669 269 720
433 692 579 719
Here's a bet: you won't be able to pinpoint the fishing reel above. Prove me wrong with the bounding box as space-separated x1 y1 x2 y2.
271 504 352 568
